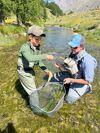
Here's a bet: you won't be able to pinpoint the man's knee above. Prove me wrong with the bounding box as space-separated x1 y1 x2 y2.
64 95 80 104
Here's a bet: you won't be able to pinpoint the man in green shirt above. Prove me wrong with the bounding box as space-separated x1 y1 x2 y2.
17 25 54 95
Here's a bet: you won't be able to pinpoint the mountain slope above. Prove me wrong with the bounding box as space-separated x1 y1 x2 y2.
54 0 100 12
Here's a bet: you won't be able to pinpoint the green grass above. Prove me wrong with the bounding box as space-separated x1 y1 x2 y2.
0 25 26 47
0 25 26 35
0 33 26 47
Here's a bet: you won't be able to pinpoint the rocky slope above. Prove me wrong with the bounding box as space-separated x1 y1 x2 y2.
54 0 100 12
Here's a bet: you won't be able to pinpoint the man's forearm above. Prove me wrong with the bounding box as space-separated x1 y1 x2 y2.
71 78 89 85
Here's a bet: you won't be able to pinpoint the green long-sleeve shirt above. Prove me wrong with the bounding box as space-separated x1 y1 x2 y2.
17 42 48 71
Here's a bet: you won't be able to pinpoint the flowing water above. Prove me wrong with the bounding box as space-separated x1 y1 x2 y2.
42 26 72 54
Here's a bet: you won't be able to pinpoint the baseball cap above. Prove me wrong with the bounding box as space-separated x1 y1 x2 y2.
28 25 46 37
68 34 85 48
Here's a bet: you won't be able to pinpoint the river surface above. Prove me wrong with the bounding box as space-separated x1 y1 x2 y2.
42 26 72 54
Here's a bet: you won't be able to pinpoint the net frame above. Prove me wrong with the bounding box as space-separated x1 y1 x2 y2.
29 82 66 117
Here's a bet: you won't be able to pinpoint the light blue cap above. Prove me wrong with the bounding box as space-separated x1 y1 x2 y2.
68 34 85 48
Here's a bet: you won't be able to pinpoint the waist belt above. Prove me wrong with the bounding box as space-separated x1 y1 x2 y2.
17 66 33 71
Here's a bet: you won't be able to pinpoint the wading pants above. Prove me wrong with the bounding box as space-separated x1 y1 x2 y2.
53 71 92 104
17 68 36 95
64 83 92 103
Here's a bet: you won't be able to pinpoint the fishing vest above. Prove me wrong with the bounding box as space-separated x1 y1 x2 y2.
55 50 85 78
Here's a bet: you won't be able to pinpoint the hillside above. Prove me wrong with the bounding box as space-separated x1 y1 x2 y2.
54 0 100 12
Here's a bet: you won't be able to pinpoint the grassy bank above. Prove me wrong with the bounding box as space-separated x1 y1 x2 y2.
0 25 26 47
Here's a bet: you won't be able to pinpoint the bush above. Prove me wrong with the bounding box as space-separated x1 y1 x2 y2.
0 25 25 35
86 24 97 30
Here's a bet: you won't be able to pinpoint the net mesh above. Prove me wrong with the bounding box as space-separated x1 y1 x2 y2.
29 82 65 117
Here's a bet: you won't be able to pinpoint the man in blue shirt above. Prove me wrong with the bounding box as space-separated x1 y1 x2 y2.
63 34 97 103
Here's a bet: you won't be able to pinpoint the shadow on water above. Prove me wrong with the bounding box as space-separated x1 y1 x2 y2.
15 79 29 105
0 122 17 133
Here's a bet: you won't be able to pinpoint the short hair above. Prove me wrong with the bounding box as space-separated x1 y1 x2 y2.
80 35 85 49
80 35 85 45
80 44 85 49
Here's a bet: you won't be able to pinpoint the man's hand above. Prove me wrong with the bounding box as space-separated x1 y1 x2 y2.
54 63 60 68
64 78 73 84
47 55 54 60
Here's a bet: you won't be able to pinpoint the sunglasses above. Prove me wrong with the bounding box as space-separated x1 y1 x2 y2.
70 46 78 49
34 37 42 41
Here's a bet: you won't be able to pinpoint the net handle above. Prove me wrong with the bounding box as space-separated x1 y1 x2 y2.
43 73 53 87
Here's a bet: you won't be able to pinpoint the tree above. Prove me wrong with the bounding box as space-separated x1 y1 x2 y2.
46 2 63 16
40 0 48 21
0 0 12 24
11 0 47 25
0 0 48 25
0 0 4 24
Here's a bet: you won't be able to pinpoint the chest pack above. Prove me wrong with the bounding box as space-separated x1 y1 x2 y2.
63 57 79 75
55 51 85 76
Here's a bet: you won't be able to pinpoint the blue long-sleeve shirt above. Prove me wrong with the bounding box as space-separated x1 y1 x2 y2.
76 50 97 83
